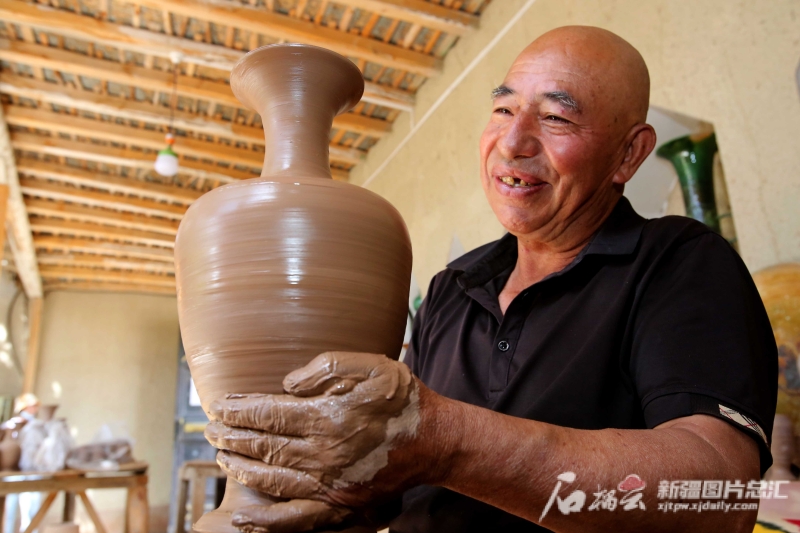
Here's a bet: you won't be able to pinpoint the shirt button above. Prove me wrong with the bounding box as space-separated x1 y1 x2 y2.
497 340 510 352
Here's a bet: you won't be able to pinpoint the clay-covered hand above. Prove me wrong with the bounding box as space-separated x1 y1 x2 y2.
205 352 443 532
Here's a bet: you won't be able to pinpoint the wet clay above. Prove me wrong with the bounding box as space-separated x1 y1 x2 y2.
206 352 419 488
174 44 412 533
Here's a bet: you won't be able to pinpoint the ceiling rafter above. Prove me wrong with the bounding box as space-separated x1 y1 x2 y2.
10 131 351 181
0 6 416 110
42 280 176 295
25 198 181 236
19 177 188 220
0 74 392 138
132 0 442 77
37 252 176 274
18 158 202 206
329 0 478 35
34 235 174 262
29 217 176 249
39 264 175 287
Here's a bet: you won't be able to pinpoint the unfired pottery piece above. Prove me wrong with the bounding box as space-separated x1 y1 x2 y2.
0 430 21 471
175 44 412 533
765 414 797 481
753 263 800 467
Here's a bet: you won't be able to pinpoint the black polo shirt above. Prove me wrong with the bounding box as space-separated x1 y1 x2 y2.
391 197 777 533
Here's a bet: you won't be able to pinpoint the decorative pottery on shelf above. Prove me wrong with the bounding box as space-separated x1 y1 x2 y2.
0 429 21 471
752 263 800 467
174 44 413 533
656 132 720 232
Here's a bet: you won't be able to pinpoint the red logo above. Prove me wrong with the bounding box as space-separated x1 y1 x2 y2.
618 474 646 492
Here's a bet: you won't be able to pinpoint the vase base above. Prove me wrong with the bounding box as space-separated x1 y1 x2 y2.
192 509 238 533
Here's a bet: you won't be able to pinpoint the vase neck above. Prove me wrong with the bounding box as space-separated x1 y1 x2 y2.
259 102 334 179
230 44 365 181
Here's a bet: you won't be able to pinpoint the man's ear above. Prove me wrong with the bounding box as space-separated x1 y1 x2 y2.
612 124 657 186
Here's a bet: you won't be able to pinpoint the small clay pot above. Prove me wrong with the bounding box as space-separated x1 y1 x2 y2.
38 404 59 421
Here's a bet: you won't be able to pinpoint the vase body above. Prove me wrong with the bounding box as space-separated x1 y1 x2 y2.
175 44 412 533
656 132 720 232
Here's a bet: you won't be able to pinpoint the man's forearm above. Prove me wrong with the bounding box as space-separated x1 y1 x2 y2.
424 390 760 533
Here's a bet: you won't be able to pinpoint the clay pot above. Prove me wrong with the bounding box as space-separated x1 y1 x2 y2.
38 404 58 421
753 263 800 462
0 430 21 471
175 44 412 533
765 414 797 481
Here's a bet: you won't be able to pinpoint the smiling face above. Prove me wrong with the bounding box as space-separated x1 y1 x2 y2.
480 27 654 244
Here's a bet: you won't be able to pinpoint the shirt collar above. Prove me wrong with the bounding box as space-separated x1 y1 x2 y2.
448 196 646 290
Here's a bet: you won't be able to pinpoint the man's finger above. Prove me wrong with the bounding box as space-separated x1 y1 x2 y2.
217 451 326 500
208 393 321 436
205 421 320 470
231 501 352 533
283 352 389 397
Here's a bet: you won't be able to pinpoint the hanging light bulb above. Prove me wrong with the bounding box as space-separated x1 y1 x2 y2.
154 52 182 177
154 132 179 177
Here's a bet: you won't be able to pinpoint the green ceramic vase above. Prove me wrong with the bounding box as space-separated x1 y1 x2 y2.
656 132 720 233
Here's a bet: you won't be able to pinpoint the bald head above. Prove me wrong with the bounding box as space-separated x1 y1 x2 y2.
515 26 650 126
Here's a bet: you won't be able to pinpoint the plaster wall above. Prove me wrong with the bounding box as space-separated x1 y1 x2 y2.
350 0 800 291
32 291 180 519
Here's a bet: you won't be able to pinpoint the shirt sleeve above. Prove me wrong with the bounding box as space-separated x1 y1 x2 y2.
629 230 778 476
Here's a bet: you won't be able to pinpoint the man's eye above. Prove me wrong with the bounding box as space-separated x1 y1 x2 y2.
494 107 512 115
545 115 569 123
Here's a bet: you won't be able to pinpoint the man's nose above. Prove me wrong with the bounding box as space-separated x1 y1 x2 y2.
496 114 541 160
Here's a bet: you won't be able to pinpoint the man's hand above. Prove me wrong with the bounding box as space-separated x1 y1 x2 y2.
205 352 450 532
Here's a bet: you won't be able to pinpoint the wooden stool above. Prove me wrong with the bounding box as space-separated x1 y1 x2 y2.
174 460 226 533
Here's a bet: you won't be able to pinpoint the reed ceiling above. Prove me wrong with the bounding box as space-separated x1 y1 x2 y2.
0 0 491 296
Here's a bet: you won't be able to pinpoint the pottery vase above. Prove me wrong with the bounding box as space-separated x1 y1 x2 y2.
753 263 800 470
765 414 796 481
0 430 21 471
174 44 412 533
656 132 720 232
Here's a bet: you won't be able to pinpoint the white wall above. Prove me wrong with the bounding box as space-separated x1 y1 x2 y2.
350 0 800 290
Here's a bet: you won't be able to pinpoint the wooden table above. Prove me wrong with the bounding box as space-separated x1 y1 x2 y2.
0 463 148 533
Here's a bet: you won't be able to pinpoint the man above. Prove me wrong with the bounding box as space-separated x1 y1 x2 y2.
205 26 777 532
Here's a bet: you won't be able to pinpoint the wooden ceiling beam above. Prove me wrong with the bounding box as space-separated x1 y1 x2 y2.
34 235 174 262
38 252 176 274
5 104 364 167
0 72 392 138
43 280 175 295
0 106 42 297
10 131 263 183
0 38 240 106
132 0 442 77
29 217 175 249
0 0 241 71
331 0 478 35
24 198 180 236
19 176 187 220
0 32 414 111
11 131 350 181
39 264 175 287
18 157 201 205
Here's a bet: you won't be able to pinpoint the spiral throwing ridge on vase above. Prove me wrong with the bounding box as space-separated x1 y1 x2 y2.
174 44 413 533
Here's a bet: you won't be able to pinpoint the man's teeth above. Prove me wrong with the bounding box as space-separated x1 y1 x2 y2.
500 176 533 188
